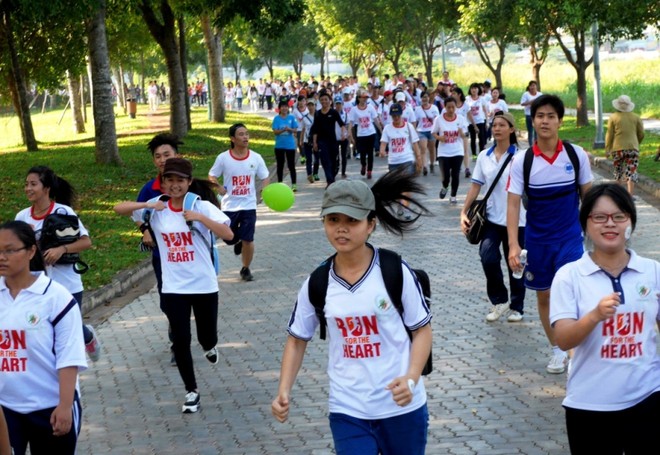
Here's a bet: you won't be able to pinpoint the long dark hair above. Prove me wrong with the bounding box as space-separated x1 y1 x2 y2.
27 166 77 208
190 179 221 209
0 220 46 272
369 167 432 236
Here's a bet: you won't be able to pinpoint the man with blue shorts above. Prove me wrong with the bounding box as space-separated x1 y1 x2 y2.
506 95 593 374
208 123 270 281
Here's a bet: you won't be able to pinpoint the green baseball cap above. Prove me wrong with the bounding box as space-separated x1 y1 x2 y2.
321 180 375 220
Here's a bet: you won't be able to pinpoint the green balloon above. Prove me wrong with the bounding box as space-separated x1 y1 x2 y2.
262 183 295 212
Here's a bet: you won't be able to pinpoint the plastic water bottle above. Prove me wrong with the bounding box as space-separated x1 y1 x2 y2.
512 249 527 279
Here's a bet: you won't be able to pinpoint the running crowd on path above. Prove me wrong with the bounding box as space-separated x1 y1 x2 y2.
0 68 658 455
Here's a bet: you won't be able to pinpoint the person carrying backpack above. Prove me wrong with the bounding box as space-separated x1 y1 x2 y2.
272 170 432 455
114 158 234 414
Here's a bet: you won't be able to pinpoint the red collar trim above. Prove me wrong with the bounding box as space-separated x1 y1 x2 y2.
168 199 183 212
151 176 162 192
443 113 456 122
230 149 250 161
532 140 564 164
30 201 55 220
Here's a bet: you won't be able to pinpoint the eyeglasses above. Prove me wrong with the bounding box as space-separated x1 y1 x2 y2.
0 247 27 257
588 212 630 224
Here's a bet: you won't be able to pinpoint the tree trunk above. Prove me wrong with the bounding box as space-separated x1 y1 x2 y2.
80 74 87 123
201 15 225 123
86 0 122 165
265 57 274 80
2 9 38 151
139 0 188 138
66 70 86 133
575 64 589 126
319 45 326 80
119 65 127 114
178 15 191 131
86 59 94 109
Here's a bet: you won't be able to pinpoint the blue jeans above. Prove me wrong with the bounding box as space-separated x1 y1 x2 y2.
479 222 526 312
525 115 536 144
329 404 428 455
317 139 338 184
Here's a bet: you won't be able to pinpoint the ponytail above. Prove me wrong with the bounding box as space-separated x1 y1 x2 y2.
369 167 432 236
189 179 221 209
27 165 77 208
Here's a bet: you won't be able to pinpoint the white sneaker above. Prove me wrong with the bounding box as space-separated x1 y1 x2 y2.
507 310 523 322
546 352 568 374
486 304 509 322
182 391 200 413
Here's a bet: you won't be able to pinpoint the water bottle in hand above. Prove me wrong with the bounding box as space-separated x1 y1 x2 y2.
512 249 527 279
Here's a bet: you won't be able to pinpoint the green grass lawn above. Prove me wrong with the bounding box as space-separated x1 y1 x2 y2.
0 106 277 290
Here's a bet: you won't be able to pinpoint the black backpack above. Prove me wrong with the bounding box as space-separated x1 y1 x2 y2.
522 140 581 209
307 248 433 376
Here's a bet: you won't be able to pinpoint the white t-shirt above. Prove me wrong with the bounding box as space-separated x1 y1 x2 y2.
379 101 392 126
401 104 416 125
432 114 468 158
15 203 90 294
208 150 269 211
380 122 419 165
550 250 660 411
0 272 87 413
415 105 440 132
287 248 431 420
349 105 379 137
487 99 508 122
521 91 543 116
465 96 486 124
293 107 309 132
300 111 315 143
134 200 230 294
471 146 526 227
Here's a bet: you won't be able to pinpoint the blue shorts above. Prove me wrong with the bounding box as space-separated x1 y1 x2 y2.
418 131 433 140
329 403 428 455
524 236 584 290
223 209 257 244
388 161 416 175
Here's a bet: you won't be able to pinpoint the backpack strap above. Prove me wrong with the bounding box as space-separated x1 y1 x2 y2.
183 192 219 274
307 254 336 340
523 140 581 198
142 195 168 224
378 248 405 316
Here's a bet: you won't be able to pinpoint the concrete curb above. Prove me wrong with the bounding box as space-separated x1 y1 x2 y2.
590 154 660 200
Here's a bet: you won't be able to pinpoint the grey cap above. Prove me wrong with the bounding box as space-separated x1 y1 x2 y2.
320 180 375 220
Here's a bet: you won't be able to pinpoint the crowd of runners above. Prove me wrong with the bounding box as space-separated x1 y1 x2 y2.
0 68 658 455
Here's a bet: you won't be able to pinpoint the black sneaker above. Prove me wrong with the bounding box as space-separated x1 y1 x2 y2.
182 391 200 414
205 347 219 364
240 267 254 282
233 240 243 256
439 187 448 199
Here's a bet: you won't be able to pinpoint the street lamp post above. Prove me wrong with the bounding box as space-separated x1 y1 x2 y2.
592 22 605 148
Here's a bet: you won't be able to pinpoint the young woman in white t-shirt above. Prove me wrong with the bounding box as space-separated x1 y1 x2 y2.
486 87 508 139
0 221 87 454
450 86 475 179
433 97 468 204
550 184 660 455
114 158 234 414
349 89 383 180
414 92 440 176
272 173 432 455
15 166 100 362
466 83 488 158
520 81 542 144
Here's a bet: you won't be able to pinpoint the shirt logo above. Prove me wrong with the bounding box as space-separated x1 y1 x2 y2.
636 283 650 298
25 312 41 326
564 163 574 174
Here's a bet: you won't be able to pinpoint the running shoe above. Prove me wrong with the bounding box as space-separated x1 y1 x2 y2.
292 184 297 193
507 310 523 322
300 156 306 164
450 196 457 205
85 325 102 362
233 241 243 256
307 175 314 183
423 166 428 176
182 391 200 414
367 171 372 179
205 347 219 364
486 304 508 322
360 165 366 176
439 187 448 199
240 267 254 282
313 174 320 181
546 352 569 374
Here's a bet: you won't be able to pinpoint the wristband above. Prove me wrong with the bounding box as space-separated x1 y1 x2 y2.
139 223 150 234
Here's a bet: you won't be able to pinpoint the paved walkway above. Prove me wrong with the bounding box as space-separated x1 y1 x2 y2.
77 152 660 454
